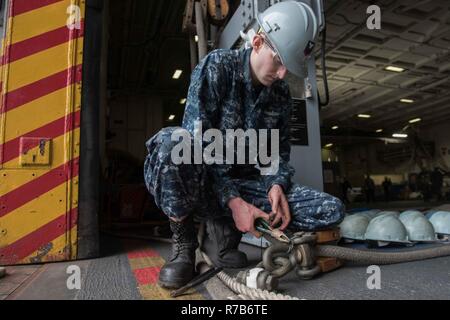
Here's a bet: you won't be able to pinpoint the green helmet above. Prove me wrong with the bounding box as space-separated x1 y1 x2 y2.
339 214 370 241
365 214 411 245
256 1 319 78
399 214 436 242
428 211 450 235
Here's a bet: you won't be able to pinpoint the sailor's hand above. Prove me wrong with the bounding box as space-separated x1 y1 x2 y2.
228 197 270 238
268 185 291 231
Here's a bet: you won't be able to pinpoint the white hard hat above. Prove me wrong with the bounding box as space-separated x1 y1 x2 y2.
365 215 411 245
399 214 436 243
256 1 318 78
399 210 423 219
374 211 399 218
355 209 380 220
428 211 450 235
339 214 370 241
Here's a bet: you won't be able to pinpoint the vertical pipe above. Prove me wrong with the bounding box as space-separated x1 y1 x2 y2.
189 29 198 71
100 0 109 176
195 1 207 60
210 24 217 48
78 0 103 259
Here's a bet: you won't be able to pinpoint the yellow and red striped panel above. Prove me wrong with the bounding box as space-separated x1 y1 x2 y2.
0 0 85 265
124 242 205 300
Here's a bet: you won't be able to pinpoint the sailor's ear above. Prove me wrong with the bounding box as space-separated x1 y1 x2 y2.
252 34 264 53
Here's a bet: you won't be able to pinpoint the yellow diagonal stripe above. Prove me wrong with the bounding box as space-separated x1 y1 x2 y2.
12 0 75 44
3 84 76 143
7 38 83 92
129 256 165 270
0 180 73 247
0 128 79 191
139 284 204 300
19 225 76 264
68 127 80 260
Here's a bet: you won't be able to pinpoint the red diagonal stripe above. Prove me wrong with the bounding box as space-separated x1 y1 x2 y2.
1 21 85 66
0 207 78 265
0 157 79 219
133 267 161 286
127 249 160 259
10 0 64 17
2 65 82 114
0 110 81 164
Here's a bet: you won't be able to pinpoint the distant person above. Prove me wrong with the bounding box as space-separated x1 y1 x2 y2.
364 175 375 203
431 167 444 201
382 177 392 202
418 170 432 202
408 174 418 192
341 177 352 205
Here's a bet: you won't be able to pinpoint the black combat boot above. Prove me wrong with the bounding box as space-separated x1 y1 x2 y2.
158 216 198 289
204 216 248 268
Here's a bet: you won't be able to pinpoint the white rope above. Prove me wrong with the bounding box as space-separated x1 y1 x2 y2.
108 222 301 299
216 266 300 300
197 223 300 300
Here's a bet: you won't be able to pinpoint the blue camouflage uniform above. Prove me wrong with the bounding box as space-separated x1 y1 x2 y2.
144 48 344 231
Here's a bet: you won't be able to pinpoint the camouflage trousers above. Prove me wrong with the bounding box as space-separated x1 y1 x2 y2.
144 127 345 231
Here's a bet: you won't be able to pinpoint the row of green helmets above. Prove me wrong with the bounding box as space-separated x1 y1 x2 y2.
339 210 450 247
